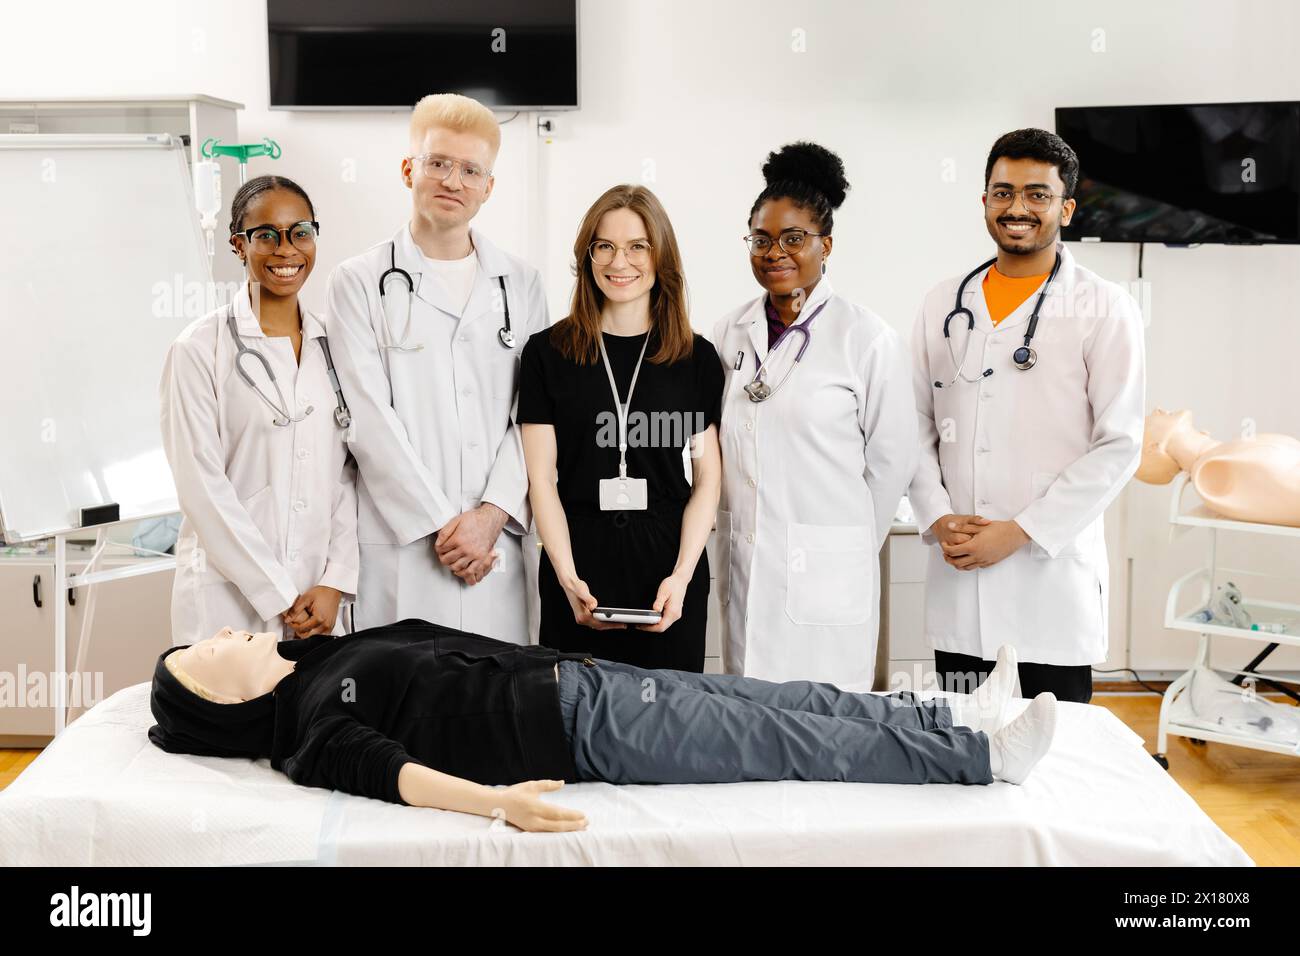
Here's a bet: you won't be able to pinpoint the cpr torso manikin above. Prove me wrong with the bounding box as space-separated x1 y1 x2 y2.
1136 408 1300 526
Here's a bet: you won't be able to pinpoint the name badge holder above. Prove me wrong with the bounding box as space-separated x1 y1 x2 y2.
598 332 650 511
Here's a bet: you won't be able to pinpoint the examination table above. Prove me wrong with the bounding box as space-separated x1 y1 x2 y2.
0 682 1253 866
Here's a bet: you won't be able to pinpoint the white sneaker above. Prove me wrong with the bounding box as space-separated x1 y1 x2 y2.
950 644 1018 734
988 692 1057 785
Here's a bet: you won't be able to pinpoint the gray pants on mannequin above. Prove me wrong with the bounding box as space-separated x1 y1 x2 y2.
557 658 993 786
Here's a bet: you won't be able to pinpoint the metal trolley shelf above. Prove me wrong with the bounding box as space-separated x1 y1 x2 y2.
1155 473 1300 767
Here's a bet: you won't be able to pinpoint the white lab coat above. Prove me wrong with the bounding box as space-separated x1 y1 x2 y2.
908 244 1146 666
324 225 549 642
711 279 918 691
160 282 359 646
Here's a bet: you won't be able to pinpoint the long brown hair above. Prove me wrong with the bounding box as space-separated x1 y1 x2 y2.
550 184 693 365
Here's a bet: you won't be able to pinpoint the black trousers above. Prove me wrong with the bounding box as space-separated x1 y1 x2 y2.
933 649 1094 704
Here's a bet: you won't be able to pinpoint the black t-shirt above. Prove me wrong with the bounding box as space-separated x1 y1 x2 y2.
516 325 724 514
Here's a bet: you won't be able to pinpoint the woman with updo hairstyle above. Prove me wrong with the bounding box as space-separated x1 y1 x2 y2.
160 175 358 647
711 142 917 691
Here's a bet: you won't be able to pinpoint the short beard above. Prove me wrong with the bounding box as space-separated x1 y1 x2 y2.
991 216 1060 256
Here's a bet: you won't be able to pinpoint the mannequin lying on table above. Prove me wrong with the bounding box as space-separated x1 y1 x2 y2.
148 619 1058 833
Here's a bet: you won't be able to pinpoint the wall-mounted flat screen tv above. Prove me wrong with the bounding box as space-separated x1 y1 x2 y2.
268 0 579 110
1056 101 1300 244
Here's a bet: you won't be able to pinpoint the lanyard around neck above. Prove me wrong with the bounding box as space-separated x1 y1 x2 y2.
597 331 650 480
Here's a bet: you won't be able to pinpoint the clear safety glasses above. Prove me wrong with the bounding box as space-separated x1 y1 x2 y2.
410 153 492 190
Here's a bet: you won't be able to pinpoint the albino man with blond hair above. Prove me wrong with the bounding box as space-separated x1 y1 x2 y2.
325 93 551 641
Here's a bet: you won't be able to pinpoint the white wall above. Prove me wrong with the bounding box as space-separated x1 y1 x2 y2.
6 0 1299 673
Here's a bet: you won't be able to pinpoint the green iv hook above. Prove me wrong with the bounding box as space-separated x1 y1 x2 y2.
200 137 282 185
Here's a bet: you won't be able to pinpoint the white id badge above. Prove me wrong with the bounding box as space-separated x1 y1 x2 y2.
599 476 648 511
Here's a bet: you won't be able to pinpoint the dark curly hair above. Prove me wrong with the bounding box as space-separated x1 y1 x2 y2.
748 141 850 234
984 129 1080 199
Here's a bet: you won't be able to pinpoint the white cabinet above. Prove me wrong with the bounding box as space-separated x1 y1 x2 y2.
0 551 173 744
0 560 55 738
880 529 935 692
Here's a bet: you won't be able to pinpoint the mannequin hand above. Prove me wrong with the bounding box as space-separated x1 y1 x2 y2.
455 549 500 586
943 520 1029 570
435 503 508 569
283 586 342 637
561 575 627 631
636 571 688 632
497 780 587 833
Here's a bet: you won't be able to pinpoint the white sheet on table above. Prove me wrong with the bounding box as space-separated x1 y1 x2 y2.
0 684 1253 866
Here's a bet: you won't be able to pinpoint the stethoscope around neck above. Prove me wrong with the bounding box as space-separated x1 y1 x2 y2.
743 299 830 402
379 240 516 350
227 308 352 429
935 250 1062 389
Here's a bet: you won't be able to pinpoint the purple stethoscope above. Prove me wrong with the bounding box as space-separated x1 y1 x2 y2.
743 300 829 402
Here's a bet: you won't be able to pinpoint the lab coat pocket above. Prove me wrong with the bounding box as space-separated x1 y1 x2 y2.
713 510 732 606
1028 471 1087 558
233 484 281 561
489 350 523 402
784 521 874 626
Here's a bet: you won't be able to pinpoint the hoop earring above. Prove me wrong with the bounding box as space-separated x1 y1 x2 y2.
820 259 827 276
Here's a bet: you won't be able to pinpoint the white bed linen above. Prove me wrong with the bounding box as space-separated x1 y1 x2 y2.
0 683 1253 866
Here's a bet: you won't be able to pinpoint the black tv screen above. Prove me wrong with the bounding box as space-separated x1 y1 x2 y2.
1056 101 1300 244
268 0 578 110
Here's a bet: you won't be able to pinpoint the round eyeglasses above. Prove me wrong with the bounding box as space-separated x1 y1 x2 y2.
236 221 320 255
589 239 653 267
743 228 824 257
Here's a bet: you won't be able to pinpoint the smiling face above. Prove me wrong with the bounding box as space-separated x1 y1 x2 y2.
402 126 496 231
590 207 657 304
748 196 830 298
983 157 1075 256
229 188 316 298
170 627 289 703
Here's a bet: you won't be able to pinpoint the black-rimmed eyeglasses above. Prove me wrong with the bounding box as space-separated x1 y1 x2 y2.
235 221 320 254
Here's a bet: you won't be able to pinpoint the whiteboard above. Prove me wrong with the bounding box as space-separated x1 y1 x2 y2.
0 135 212 541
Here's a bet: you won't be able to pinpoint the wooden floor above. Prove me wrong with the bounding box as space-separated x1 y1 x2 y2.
1 693 1296 865
0 748 39 791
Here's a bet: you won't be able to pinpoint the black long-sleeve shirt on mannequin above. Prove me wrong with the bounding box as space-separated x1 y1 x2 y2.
149 620 588 803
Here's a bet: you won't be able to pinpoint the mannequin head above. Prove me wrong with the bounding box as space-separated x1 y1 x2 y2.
1136 408 1198 484
168 627 292 702
1136 408 1222 483
148 628 296 758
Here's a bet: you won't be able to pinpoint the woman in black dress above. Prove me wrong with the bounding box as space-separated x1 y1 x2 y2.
517 185 723 671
